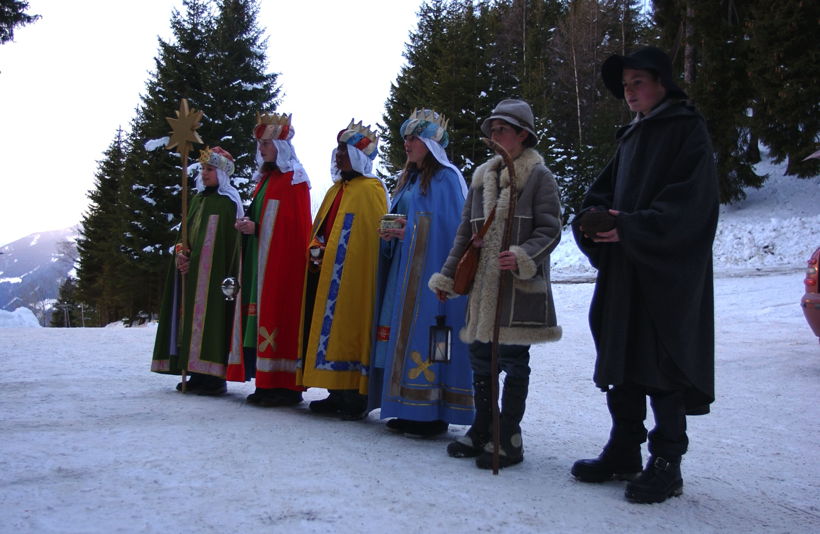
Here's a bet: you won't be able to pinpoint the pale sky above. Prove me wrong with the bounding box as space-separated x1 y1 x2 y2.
0 0 423 246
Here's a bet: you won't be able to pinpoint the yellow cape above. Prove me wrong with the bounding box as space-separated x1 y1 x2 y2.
297 176 387 393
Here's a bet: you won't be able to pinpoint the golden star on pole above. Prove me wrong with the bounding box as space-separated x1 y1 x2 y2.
165 98 204 154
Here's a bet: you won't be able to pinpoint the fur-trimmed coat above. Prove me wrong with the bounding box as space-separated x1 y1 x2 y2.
429 148 562 346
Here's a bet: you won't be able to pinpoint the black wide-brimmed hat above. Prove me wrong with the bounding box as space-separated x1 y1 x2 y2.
601 46 687 100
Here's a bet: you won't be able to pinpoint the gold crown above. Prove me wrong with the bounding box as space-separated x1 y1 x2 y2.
198 146 235 175
342 119 379 142
339 119 379 158
408 108 450 131
255 112 294 140
256 112 291 128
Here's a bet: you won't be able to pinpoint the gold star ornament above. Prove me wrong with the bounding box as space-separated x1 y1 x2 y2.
165 98 204 154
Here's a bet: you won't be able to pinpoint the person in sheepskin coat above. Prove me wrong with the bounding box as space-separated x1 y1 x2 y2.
429 99 562 469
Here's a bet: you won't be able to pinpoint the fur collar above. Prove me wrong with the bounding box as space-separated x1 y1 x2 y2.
471 148 544 216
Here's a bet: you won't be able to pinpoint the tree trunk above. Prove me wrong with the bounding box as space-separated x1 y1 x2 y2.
684 2 696 84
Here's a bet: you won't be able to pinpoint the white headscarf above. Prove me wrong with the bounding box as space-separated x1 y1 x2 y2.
419 137 468 198
253 139 311 187
329 144 389 201
330 144 377 181
194 166 245 219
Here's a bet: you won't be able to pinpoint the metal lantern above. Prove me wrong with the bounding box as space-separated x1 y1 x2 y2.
429 315 451 363
221 277 240 301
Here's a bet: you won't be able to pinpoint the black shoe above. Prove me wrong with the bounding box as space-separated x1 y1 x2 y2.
447 429 488 458
268 389 303 406
309 392 344 415
385 418 410 433
195 382 227 396
250 388 303 407
338 393 369 421
176 374 205 393
625 456 683 503
475 445 524 469
404 420 448 439
247 388 274 405
571 449 643 483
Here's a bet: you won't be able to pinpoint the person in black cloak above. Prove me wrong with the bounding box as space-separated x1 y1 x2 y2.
570 46 719 504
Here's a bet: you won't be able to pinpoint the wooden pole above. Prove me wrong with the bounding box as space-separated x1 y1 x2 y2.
179 149 189 392
481 137 517 475
164 98 203 393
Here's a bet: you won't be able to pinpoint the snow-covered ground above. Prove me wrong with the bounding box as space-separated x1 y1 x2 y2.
0 155 818 533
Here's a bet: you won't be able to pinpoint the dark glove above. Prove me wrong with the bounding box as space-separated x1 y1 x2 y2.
579 209 616 234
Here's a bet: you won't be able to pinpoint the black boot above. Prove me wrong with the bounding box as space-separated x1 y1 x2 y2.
572 386 647 482
571 443 644 482
447 375 491 458
625 456 683 503
247 387 276 405
176 372 205 393
338 390 369 421
194 375 227 396
623 391 687 502
403 420 448 438
385 418 410 433
309 390 344 414
249 388 303 407
476 374 527 469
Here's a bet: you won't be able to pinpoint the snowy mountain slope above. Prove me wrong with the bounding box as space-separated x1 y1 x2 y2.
0 227 77 314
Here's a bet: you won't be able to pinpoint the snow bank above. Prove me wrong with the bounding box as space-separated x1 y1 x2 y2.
0 307 40 328
552 152 819 279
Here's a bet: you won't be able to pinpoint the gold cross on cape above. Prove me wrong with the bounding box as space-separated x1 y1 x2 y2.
409 351 435 382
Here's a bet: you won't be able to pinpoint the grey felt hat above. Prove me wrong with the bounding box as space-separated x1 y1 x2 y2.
480 99 538 147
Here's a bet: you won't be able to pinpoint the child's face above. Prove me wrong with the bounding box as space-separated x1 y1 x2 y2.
201 164 219 188
259 139 278 163
488 119 529 159
403 135 429 166
622 68 667 115
335 143 353 172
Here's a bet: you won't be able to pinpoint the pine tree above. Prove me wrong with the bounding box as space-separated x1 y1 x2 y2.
200 0 280 193
380 0 652 221
652 0 765 203
104 0 279 319
76 128 128 326
380 0 451 188
380 1 520 188
115 0 214 318
547 0 650 221
50 278 83 328
746 0 820 177
0 0 39 45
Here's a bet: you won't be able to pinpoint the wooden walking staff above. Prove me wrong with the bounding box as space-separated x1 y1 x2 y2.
481 137 518 475
165 98 204 392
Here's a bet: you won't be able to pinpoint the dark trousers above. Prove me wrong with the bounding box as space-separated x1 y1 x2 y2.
468 342 530 380
469 342 530 437
608 384 689 460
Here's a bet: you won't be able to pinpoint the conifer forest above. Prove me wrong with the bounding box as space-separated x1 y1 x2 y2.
63 0 818 326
